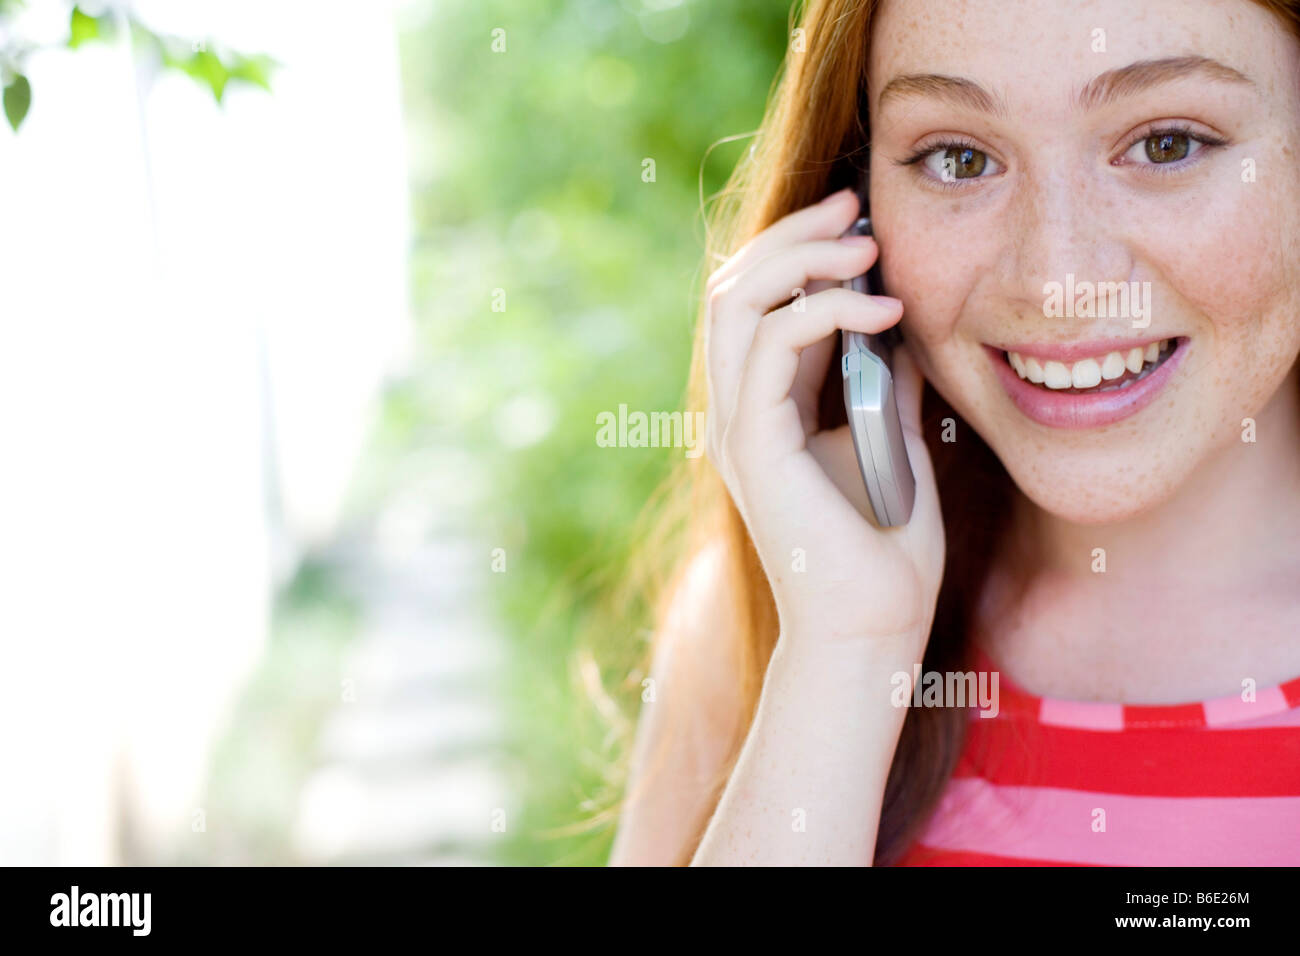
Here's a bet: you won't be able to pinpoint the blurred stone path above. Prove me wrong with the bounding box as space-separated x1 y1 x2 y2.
289 529 512 865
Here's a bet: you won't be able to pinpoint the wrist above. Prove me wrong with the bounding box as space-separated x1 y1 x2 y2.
764 627 927 715
774 620 929 666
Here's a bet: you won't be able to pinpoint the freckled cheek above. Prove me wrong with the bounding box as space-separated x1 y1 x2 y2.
872 183 1003 385
878 245 981 380
1159 220 1299 339
1161 208 1283 311
1182 165 1300 303
1153 219 1300 409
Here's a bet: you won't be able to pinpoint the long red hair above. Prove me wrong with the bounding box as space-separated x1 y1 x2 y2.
618 0 1300 866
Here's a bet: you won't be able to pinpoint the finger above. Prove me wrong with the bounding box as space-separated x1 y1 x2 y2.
704 307 743 469
889 342 943 554
790 332 835 434
806 423 874 516
788 275 843 413
705 188 861 298
707 238 880 433
714 237 880 317
803 276 840 297
891 339 926 442
735 286 903 419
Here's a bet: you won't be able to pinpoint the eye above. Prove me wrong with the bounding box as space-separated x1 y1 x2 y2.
1139 131 1192 163
918 144 1001 182
900 139 1004 187
1118 125 1226 169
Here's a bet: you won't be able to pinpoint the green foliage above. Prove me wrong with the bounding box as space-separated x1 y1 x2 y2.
3 72 29 130
67 5 100 48
156 43 276 104
0 2 275 131
396 0 791 864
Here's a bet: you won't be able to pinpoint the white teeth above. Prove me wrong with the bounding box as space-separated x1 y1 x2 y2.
1043 360 1072 389
1071 357 1102 388
1100 351 1127 380
1006 338 1175 389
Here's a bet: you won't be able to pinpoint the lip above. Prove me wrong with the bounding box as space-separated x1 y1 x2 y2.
985 336 1189 429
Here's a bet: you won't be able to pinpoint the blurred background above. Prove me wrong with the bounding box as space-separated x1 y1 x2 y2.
0 0 787 865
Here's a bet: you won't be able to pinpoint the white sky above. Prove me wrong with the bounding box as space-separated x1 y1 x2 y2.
0 0 412 863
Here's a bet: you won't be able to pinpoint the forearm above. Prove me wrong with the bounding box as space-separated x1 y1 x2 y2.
690 631 919 866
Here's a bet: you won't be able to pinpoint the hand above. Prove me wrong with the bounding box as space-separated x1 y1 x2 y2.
704 189 945 648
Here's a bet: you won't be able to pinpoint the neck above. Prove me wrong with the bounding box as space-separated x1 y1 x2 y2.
1028 364 1300 584
981 362 1300 702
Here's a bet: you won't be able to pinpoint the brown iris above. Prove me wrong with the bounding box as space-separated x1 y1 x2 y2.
943 146 987 179
1145 132 1190 163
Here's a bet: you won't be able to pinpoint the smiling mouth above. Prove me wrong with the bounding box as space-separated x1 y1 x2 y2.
1000 337 1183 395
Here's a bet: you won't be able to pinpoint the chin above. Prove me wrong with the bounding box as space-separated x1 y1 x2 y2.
993 432 1197 527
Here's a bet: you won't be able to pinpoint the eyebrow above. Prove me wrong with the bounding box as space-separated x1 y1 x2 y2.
876 56 1254 116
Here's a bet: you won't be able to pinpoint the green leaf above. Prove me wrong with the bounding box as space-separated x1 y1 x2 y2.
68 6 99 48
185 49 228 102
227 54 276 91
3 73 30 131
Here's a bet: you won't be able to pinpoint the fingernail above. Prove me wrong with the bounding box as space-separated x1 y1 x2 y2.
839 234 874 246
820 187 852 204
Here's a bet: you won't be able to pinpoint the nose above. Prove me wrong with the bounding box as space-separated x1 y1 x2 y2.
995 160 1134 325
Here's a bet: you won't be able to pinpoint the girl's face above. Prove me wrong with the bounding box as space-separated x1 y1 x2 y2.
868 0 1300 524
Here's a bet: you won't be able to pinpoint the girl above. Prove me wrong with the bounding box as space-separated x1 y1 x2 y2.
610 0 1300 865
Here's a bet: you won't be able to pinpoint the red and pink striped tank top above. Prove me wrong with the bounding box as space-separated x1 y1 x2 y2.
896 648 1300 865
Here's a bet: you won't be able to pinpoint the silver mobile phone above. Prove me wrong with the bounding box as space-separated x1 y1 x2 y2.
840 216 916 527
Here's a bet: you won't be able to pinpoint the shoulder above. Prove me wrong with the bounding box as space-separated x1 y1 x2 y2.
608 540 748 865
652 540 743 698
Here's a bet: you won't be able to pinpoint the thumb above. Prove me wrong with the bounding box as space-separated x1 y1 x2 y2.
891 340 926 441
890 340 944 566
